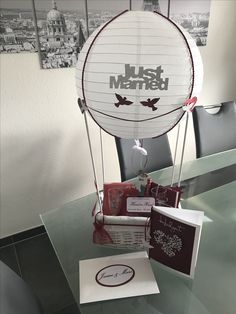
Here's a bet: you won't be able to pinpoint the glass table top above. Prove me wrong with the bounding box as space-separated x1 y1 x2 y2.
41 149 236 314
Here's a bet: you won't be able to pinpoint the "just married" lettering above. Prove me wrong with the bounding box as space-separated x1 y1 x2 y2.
110 64 169 90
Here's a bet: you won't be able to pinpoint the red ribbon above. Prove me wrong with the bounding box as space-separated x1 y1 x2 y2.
183 96 198 112
93 215 113 245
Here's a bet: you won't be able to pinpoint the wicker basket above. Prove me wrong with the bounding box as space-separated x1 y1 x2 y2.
93 197 151 250
92 178 182 249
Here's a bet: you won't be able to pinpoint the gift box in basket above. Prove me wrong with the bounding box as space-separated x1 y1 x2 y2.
92 180 182 249
75 11 203 250
144 179 182 209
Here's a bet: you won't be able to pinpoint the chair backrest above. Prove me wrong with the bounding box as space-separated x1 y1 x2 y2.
115 135 173 181
192 101 236 158
0 261 43 314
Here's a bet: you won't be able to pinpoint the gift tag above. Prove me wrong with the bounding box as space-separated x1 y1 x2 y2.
126 197 155 214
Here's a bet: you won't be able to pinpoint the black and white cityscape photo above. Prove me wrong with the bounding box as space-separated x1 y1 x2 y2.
132 0 168 16
0 0 212 65
170 0 211 46
34 0 87 69
87 0 129 34
0 0 36 53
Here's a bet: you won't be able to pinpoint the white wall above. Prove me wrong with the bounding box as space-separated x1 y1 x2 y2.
0 55 120 237
1 0 236 237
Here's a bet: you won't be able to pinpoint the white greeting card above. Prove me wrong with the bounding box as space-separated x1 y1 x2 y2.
79 251 159 304
150 206 204 278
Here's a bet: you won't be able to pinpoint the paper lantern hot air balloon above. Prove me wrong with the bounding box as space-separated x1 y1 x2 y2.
76 10 203 139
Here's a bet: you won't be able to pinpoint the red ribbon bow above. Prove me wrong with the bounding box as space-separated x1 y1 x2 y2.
93 220 113 245
183 96 198 112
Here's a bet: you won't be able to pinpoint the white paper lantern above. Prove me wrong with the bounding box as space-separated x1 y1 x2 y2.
76 10 203 139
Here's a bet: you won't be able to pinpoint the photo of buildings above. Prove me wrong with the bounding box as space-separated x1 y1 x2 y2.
0 0 36 53
132 0 168 15
170 0 211 46
86 0 129 34
86 0 169 35
0 0 212 65
34 0 87 69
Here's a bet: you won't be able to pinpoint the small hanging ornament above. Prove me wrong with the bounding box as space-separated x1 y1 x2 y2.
76 10 203 139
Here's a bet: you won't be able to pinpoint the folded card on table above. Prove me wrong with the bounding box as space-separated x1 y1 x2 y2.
149 206 204 278
79 251 160 304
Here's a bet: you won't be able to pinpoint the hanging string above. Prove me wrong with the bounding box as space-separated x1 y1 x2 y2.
177 113 189 187
84 0 89 38
170 123 180 187
83 111 102 209
87 105 183 123
99 128 105 186
176 97 198 187
167 0 171 18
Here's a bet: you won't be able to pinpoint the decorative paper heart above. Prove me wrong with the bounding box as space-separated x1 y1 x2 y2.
153 230 182 257
182 96 198 113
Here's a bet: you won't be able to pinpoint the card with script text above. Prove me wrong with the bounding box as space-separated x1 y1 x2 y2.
79 251 159 303
149 206 204 278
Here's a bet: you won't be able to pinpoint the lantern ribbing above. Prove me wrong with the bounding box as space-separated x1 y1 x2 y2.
76 10 203 139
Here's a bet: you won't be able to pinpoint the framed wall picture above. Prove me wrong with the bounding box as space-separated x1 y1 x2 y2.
0 0 211 63
170 0 211 46
87 0 129 35
131 0 169 16
0 0 37 54
33 0 87 69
